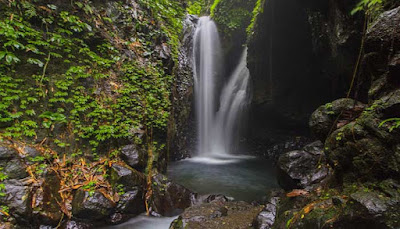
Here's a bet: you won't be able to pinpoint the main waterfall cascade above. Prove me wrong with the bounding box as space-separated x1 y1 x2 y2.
193 16 251 162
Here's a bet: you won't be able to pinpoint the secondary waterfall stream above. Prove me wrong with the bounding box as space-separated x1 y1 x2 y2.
193 16 251 160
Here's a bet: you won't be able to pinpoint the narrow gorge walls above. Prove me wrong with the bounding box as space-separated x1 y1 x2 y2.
246 0 364 151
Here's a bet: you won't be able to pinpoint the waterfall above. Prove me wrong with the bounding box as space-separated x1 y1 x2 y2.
193 16 222 156
193 16 251 160
213 49 250 156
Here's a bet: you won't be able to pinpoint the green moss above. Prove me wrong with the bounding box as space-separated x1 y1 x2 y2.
210 0 221 17
246 0 266 36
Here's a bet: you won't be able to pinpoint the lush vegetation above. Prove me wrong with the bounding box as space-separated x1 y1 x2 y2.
187 0 206 15
247 0 266 36
0 0 184 155
0 0 186 219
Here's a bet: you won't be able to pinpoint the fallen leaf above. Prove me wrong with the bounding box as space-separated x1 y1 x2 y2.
286 189 309 198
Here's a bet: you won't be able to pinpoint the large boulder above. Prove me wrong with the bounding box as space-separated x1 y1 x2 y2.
309 99 365 141
360 6 400 100
0 145 28 180
0 179 33 223
119 145 147 171
115 188 145 215
0 159 28 180
277 141 332 191
0 145 17 160
325 90 400 182
110 162 146 191
71 190 115 221
108 188 146 224
150 174 195 216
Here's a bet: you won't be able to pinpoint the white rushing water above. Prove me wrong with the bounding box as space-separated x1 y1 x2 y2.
193 16 251 162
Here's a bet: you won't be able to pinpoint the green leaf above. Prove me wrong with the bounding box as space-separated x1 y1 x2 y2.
0 51 6 60
27 58 44 67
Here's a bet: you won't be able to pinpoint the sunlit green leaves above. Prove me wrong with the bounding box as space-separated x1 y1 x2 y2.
351 0 384 17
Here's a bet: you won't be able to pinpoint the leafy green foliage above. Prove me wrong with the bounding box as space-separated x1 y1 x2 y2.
351 0 384 19
211 0 256 40
379 118 400 132
0 0 185 156
0 167 8 202
187 0 206 15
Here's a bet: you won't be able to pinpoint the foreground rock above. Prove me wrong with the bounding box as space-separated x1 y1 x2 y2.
150 174 195 216
0 179 33 223
273 179 400 229
255 195 280 229
170 200 263 229
71 190 115 221
277 141 332 191
110 162 146 191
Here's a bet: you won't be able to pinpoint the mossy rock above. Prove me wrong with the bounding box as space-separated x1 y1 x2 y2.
109 162 146 192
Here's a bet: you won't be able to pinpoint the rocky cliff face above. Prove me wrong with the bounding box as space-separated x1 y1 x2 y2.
170 15 198 160
246 0 364 154
270 5 400 229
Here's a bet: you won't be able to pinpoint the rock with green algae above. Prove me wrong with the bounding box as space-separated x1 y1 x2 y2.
309 98 365 141
170 201 263 229
110 162 146 191
324 93 400 182
272 180 400 229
